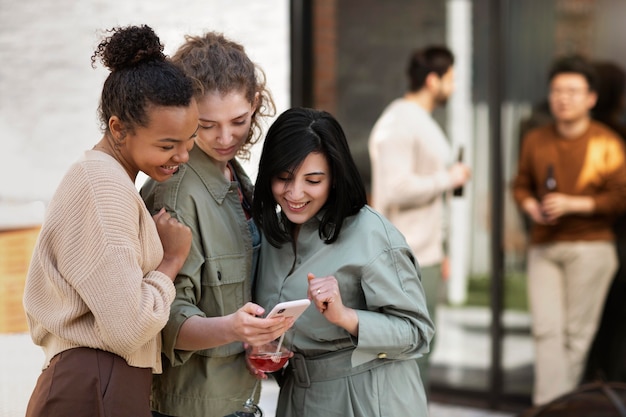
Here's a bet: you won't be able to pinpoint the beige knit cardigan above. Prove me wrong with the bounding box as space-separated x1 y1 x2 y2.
23 150 175 373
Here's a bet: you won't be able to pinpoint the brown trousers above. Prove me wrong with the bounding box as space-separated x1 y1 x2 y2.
25 347 152 417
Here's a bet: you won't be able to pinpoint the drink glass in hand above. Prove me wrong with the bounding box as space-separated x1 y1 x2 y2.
245 339 291 372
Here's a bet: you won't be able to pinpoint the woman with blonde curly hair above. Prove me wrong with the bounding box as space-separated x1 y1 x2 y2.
141 31 290 417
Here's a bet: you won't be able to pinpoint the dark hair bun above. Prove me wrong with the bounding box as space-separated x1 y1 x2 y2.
92 25 165 71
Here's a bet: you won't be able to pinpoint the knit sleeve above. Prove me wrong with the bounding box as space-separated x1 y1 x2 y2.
53 163 175 356
512 132 539 207
74 247 175 355
370 104 456 211
371 130 452 209
588 136 626 215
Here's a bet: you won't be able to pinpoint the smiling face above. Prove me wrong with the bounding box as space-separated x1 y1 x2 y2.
119 101 199 182
193 90 256 167
271 152 332 226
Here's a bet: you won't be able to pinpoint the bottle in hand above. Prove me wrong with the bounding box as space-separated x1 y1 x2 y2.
542 164 557 222
453 147 464 197
544 164 557 192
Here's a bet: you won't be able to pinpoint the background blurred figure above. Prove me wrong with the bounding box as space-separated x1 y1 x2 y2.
368 45 471 394
516 101 554 235
590 61 626 138
141 32 289 417
584 60 626 383
512 55 626 405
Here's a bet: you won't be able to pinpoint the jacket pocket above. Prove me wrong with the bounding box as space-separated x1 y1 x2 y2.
197 254 250 358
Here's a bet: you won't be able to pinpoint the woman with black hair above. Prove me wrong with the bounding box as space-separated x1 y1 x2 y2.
252 107 434 416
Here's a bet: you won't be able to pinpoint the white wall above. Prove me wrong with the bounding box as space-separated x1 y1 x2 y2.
0 0 290 222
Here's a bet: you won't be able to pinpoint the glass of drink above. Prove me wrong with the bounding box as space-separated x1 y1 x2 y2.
245 338 291 373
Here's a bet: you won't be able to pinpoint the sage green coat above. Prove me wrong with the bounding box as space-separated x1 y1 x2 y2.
255 206 435 416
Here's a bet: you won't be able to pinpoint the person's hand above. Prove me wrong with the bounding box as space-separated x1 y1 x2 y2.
243 342 269 379
522 197 550 225
441 256 450 282
307 273 358 335
541 193 570 222
448 162 471 189
229 303 294 347
153 208 192 280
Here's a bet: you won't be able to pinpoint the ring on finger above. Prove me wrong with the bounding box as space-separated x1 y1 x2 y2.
317 289 321 295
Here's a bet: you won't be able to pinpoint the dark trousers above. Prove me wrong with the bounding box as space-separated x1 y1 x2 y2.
26 347 152 417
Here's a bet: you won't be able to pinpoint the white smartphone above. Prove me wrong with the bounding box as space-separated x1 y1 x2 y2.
265 299 311 321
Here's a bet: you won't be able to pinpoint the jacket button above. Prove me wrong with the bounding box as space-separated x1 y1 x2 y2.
377 353 387 359
217 271 222 281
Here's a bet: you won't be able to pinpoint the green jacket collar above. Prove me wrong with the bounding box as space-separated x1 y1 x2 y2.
184 145 254 205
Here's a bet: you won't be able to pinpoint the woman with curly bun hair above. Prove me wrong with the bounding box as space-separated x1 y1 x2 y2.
140 31 286 417
23 25 199 417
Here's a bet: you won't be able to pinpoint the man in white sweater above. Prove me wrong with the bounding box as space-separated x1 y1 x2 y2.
368 45 471 394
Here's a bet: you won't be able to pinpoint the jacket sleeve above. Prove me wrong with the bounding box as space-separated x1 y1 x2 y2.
512 133 538 207
159 253 206 366
351 245 435 367
142 176 207 366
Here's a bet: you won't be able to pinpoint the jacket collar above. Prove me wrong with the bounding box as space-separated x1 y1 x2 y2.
184 145 254 205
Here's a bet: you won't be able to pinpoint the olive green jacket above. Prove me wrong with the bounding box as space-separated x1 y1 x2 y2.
141 145 260 417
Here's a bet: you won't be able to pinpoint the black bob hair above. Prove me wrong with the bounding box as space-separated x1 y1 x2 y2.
252 107 367 247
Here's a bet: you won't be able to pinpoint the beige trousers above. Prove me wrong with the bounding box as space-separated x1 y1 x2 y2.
528 241 617 405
